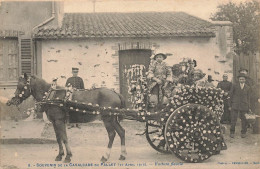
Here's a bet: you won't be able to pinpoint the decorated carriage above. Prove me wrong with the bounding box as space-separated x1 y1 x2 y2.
37 59 227 163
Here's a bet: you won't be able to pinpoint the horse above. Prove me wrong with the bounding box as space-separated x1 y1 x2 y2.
6 73 127 163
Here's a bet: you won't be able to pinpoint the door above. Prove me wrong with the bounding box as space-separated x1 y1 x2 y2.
119 49 151 108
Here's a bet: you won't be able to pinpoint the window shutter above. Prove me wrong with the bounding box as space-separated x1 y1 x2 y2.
19 38 33 76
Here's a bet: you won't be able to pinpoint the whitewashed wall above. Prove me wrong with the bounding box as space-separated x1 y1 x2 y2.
41 39 118 89
40 35 233 92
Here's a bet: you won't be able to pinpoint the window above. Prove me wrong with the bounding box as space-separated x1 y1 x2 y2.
0 39 18 82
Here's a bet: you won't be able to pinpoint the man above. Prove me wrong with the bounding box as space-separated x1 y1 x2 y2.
66 67 85 129
238 68 254 87
196 75 215 88
229 73 251 138
238 68 258 114
136 53 171 136
147 53 172 110
204 75 215 88
66 67 85 90
217 74 232 124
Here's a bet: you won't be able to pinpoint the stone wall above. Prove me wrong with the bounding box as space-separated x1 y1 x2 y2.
39 33 233 93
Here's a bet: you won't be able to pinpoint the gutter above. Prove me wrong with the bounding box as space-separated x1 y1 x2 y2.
32 1 55 32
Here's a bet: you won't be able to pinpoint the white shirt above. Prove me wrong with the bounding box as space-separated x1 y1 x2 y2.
240 83 245 89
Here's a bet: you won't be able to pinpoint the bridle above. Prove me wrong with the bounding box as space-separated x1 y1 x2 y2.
16 76 32 100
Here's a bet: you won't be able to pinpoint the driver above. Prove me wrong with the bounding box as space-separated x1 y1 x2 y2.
147 53 172 109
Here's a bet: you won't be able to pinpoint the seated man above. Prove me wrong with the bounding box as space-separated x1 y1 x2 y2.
147 53 172 110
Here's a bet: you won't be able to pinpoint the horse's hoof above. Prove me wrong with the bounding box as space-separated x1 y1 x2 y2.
64 154 72 163
64 157 71 163
55 155 62 161
119 155 126 160
100 156 108 163
55 153 64 161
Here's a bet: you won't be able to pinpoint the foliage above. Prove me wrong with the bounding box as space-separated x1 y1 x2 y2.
210 0 260 54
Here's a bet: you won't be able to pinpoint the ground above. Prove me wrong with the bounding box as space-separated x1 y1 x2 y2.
1 120 260 169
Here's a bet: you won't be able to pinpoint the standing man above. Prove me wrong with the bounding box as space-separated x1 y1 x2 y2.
217 74 232 124
204 75 215 88
197 75 215 88
238 68 254 86
238 68 258 114
229 73 251 138
66 67 85 129
66 67 85 90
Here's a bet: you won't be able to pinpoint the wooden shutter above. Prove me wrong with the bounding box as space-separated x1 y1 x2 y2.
19 38 33 76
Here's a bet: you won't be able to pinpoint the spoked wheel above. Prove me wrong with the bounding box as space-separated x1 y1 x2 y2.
165 104 223 163
145 120 171 154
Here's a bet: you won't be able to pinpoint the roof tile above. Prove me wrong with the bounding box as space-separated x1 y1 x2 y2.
34 12 215 39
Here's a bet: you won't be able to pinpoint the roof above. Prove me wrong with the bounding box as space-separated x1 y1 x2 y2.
0 30 23 38
34 12 215 39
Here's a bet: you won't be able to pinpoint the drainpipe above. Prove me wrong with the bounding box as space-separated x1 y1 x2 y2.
32 1 55 31
31 1 55 77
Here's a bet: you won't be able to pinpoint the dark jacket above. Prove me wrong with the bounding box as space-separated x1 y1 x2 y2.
230 83 251 111
217 80 232 92
65 76 84 89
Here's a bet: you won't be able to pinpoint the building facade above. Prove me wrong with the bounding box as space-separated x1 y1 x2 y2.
1 2 234 106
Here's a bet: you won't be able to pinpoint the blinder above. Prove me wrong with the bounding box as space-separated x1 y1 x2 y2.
16 76 32 101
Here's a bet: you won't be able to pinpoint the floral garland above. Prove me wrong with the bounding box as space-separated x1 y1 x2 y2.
160 85 225 123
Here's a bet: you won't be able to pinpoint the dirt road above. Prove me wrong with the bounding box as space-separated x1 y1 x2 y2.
1 121 260 169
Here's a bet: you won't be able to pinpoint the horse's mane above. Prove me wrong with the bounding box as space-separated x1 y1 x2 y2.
30 75 55 90
31 75 48 83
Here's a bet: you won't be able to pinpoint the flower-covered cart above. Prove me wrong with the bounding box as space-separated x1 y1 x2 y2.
124 60 227 163
40 62 227 163
130 82 227 163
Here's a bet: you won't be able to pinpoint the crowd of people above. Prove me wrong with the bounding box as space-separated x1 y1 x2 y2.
146 53 259 139
64 53 259 139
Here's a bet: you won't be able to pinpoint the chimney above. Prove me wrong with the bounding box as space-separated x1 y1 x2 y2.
55 1 64 28
211 21 233 58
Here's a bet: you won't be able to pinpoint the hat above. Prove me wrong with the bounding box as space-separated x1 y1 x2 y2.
193 69 205 78
238 68 248 74
237 73 247 78
223 74 228 77
72 67 79 72
153 53 167 60
208 75 214 82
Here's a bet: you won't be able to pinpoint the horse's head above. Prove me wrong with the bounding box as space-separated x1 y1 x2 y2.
7 73 32 106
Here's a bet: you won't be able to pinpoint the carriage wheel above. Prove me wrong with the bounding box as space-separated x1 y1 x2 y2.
164 104 223 163
145 120 171 154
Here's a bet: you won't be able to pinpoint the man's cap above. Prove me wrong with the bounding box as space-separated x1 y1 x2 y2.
223 74 228 77
72 67 79 72
153 53 167 60
237 73 247 78
238 68 248 73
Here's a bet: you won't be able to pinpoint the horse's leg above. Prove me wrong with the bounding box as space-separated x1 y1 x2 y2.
112 118 126 160
53 122 64 161
101 118 116 162
55 119 72 163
